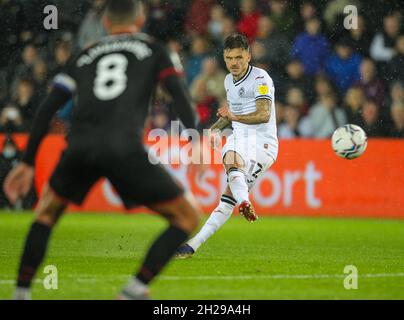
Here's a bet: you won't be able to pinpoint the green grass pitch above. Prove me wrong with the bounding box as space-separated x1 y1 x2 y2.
0 212 403 300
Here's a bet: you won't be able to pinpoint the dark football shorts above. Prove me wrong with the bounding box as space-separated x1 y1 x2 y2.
48 143 184 209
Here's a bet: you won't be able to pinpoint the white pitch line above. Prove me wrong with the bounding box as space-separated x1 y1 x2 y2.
160 273 404 281
1 273 404 285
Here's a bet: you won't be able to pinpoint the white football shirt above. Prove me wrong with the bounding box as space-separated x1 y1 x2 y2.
224 65 278 161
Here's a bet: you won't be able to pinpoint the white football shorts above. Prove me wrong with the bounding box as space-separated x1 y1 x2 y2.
222 133 275 190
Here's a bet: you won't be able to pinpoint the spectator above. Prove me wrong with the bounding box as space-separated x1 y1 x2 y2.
254 15 290 74
13 43 40 81
11 77 37 130
298 1 318 28
49 40 73 77
208 4 226 42
213 15 236 70
150 104 170 132
237 0 261 42
386 81 404 112
354 58 385 107
387 34 404 83
190 56 226 130
389 100 404 137
282 59 314 104
345 15 372 57
185 0 216 36
145 0 185 42
285 87 309 115
274 100 284 127
185 36 211 85
221 15 237 40
0 103 24 133
370 13 401 63
313 74 336 103
251 46 272 78
250 41 268 64
355 100 387 137
32 60 48 99
77 0 107 50
278 104 311 138
190 57 227 104
269 0 296 40
307 92 347 138
193 80 220 130
343 86 366 124
325 37 362 94
291 17 330 76
32 60 48 88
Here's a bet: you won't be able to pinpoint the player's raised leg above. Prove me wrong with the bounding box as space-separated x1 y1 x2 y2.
118 192 201 300
176 186 236 258
175 150 257 258
224 151 257 223
13 184 67 300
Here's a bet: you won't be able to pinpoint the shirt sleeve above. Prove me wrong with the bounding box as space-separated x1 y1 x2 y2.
253 72 273 102
22 86 72 166
156 45 198 130
22 58 78 165
52 57 77 96
156 45 183 82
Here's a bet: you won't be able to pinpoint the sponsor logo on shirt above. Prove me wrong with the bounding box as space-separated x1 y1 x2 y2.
258 84 269 95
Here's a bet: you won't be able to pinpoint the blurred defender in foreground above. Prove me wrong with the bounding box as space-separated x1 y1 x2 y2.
4 0 202 300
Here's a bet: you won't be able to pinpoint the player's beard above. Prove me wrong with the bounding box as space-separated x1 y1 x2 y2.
232 65 248 80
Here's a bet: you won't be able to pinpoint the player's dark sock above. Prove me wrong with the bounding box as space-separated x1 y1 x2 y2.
136 224 189 284
17 221 52 288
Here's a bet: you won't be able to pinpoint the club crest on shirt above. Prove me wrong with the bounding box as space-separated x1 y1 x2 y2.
238 87 245 97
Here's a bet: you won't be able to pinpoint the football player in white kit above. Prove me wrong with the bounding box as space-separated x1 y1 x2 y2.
175 33 278 258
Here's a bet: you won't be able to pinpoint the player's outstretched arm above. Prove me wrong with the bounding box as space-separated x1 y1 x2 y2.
210 117 231 131
163 76 197 130
217 99 271 125
3 86 71 203
22 86 71 166
208 116 231 150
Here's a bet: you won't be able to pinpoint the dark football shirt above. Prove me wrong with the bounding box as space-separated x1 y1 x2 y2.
23 32 196 165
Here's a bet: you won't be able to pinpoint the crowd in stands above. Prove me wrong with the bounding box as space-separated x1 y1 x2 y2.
0 0 403 139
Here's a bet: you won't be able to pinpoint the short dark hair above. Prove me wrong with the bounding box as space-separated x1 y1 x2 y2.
224 33 249 51
105 0 141 23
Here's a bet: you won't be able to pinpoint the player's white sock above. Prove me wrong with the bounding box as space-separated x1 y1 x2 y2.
187 195 236 251
227 169 249 204
13 287 31 300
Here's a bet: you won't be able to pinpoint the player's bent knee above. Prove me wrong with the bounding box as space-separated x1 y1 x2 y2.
35 185 67 227
186 205 202 231
172 197 201 233
150 193 201 233
183 192 202 227
223 151 245 171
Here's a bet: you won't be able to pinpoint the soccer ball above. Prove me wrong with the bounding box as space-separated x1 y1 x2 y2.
331 124 367 159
